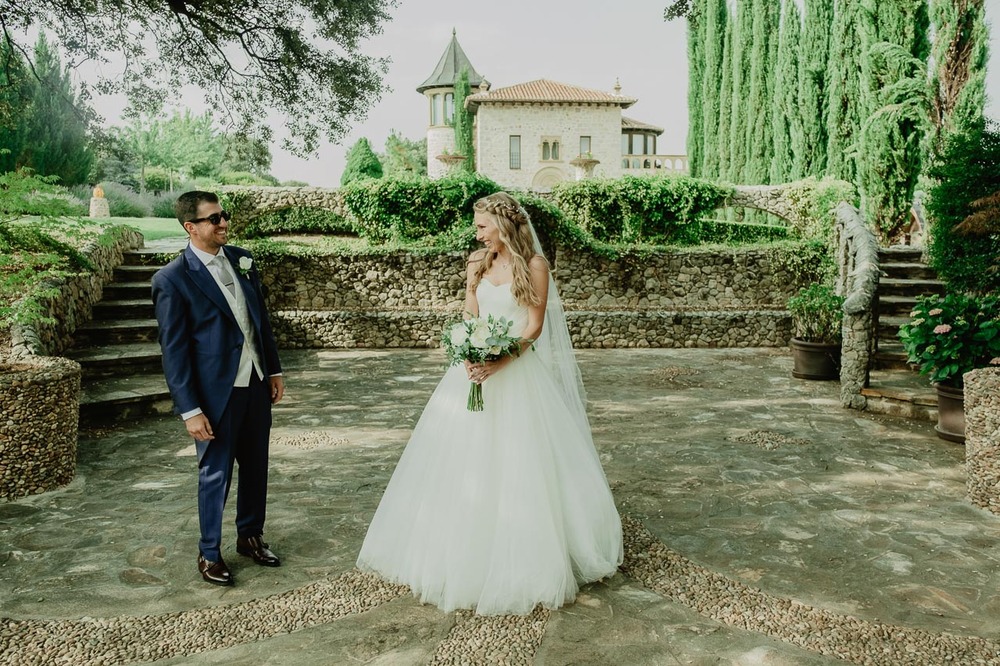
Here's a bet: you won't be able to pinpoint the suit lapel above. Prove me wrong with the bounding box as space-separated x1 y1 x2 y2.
223 247 263 332
183 246 237 325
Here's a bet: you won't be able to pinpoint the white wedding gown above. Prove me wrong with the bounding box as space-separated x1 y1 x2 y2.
357 279 623 615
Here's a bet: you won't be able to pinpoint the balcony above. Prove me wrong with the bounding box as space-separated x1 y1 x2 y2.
622 154 689 174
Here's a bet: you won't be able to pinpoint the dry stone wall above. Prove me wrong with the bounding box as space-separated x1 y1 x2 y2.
260 244 816 349
965 367 1000 516
0 356 80 501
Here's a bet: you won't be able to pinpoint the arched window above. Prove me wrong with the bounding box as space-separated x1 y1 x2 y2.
431 94 442 125
542 141 551 161
444 93 454 124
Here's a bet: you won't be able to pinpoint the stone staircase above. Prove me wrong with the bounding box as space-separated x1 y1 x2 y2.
862 246 945 420
69 247 176 424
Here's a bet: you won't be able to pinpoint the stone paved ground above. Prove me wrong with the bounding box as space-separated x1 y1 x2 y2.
2 348 999 665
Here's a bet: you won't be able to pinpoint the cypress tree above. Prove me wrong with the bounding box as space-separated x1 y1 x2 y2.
743 0 780 185
799 0 835 176
341 137 383 185
453 67 475 172
0 39 33 174
928 0 989 157
715 9 735 181
727 0 753 183
686 0 707 176
858 0 931 241
699 0 727 178
20 33 93 185
826 0 865 186
772 0 804 184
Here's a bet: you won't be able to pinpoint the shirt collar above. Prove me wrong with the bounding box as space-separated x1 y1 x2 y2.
189 243 225 267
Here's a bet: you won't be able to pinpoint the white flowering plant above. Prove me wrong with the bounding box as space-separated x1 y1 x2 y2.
442 314 523 411
898 293 1000 388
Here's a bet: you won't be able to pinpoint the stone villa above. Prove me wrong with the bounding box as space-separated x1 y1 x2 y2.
417 31 688 190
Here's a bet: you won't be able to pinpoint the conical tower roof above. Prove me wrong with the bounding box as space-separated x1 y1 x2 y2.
417 29 486 93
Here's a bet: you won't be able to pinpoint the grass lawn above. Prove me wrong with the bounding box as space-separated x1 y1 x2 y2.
107 217 185 242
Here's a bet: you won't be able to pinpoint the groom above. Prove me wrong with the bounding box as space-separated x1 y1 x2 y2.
152 191 284 586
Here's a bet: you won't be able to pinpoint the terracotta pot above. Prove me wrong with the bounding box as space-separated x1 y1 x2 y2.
933 382 965 444
790 338 841 381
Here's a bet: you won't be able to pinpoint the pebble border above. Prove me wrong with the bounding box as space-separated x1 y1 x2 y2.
3 517 999 665
429 607 550 665
621 515 1000 665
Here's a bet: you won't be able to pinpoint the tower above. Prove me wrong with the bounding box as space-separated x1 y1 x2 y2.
417 29 486 179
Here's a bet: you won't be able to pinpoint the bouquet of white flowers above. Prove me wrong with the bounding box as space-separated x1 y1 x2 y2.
442 314 523 411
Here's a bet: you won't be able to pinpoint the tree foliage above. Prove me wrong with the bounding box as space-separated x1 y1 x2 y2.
798 0 834 176
825 0 866 186
453 68 475 172
341 137 383 186
5 0 396 155
0 33 93 185
379 131 427 178
928 0 989 157
686 0 707 176
699 0 727 178
771 0 803 183
743 0 779 186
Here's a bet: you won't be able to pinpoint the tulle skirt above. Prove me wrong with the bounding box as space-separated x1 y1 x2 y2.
356 350 623 615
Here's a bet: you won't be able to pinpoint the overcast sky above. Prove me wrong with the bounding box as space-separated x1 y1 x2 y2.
85 0 1000 187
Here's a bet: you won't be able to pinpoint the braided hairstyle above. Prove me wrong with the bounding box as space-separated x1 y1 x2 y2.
471 192 548 307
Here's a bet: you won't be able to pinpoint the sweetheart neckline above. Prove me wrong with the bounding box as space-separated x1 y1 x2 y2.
480 278 512 288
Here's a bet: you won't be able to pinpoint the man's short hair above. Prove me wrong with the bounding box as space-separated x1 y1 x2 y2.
174 191 219 227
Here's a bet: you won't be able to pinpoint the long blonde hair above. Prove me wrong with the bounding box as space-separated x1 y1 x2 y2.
470 192 547 307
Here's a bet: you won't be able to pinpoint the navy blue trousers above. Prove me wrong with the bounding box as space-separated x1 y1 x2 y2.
196 372 272 561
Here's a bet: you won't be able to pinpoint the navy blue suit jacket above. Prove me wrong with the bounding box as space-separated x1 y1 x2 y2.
152 245 282 429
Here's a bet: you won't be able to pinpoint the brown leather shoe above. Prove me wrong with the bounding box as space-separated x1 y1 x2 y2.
197 554 234 586
236 535 281 567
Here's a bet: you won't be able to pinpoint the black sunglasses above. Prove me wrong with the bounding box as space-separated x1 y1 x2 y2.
188 210 231 226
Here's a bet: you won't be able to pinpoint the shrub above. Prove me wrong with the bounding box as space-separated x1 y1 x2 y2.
787 283 845 344
242 207 354 238
341 138 383 186
143 167 170 194
99 182 152 218
898 292 1000 388
342 172 499 243
150 193 178 219
218 171 279 186
551 175 731 243
780 177 858 242
925 120 1000 295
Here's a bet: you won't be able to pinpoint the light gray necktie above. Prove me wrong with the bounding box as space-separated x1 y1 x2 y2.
212 255 236 297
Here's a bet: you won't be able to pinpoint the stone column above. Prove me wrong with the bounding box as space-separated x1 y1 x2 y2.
965 367 1000 516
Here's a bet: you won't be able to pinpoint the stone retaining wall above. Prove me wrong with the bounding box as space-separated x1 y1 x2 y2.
10 227 144 357
261 244 817 349
0 355 80 501
965 367 1000 516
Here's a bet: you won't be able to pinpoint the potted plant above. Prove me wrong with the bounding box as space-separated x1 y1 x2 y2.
898 292 1000 443
787 283 845 380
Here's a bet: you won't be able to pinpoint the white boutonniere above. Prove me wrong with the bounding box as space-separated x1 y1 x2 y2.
238 256 253 278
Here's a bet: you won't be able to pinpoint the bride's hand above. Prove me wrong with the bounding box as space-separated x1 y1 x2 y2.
468 359 505 384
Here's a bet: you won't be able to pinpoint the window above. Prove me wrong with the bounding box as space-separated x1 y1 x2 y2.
509 136 521 170
541 137 561 162
621 134 629 154
579 136 591 156
444 93 454 124
431 94 442 126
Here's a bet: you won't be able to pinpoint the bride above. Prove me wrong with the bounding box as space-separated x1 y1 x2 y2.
356 191 623 616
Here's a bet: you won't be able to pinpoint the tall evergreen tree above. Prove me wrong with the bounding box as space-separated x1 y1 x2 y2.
715 9 735 180
727 0 754 183
686 0 707 176
699 0 727 178
453 68 475 172
826 0 866 186
772 0 804 183
743 0 780 185
858 0 931 241
928 0 989 157
0 39 33 174
799 0 835 176
19 33 93 185
341 137 383 186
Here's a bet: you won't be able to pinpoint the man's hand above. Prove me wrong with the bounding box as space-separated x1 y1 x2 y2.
184 413 214 441
270 375 285 404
